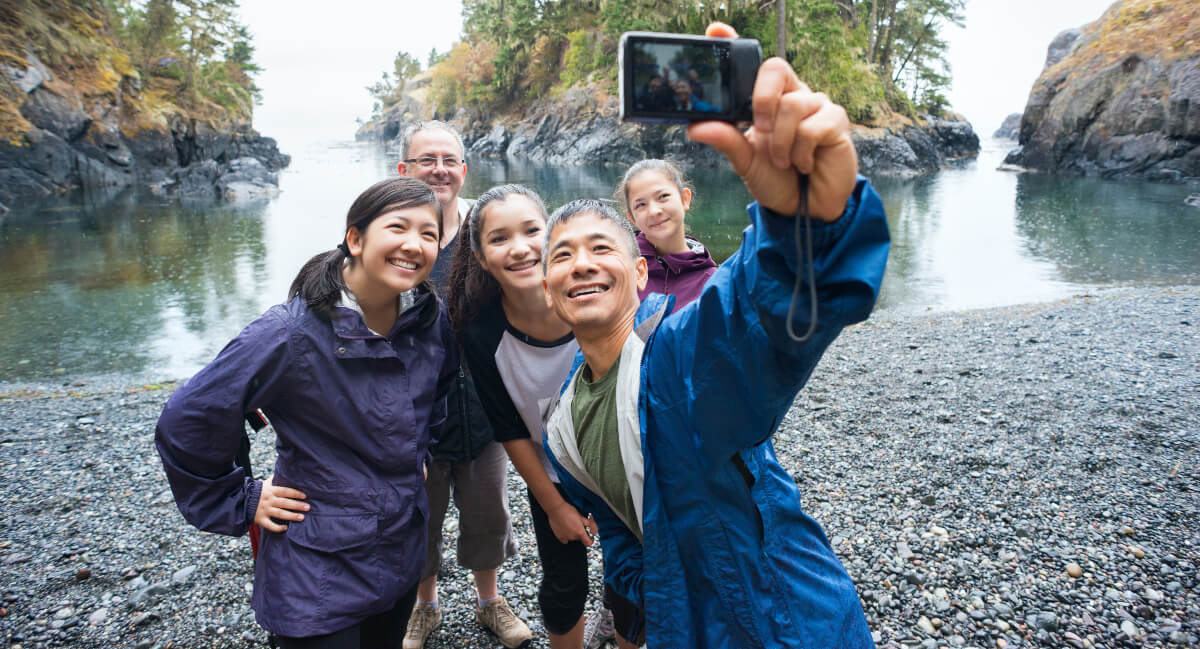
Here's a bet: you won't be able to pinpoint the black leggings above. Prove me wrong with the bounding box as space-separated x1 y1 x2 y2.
528 485 591 635
273 584 418 649
604 583 645 646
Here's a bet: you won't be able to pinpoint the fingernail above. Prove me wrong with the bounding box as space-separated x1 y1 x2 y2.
297 514 304 521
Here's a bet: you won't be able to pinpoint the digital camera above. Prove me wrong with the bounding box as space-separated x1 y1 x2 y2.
619 32 762 124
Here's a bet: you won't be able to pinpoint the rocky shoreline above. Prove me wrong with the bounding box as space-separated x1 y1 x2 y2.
0 51 290 211
358 82 979 177
2 286 1198 649
1003 2 1199 183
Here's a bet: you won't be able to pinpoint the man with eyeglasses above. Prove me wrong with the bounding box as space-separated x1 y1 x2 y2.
397 121 532 649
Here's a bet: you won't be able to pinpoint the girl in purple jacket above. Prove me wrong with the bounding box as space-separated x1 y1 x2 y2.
614 159 717 313
155 177 457 649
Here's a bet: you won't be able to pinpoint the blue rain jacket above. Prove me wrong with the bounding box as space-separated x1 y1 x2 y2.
155 288 456 637
545 178 890 648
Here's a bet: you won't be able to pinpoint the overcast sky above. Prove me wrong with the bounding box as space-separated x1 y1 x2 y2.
244 0 1118 149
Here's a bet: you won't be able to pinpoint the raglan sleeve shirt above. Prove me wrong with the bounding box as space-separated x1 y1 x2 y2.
461 308 529 444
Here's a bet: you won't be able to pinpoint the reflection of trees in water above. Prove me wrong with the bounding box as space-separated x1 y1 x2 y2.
465 157 619 209
1014 175 1200 285
868 175 940 311
0 189 270 379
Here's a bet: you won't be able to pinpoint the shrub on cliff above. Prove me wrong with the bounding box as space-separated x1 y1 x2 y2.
0 0 261 139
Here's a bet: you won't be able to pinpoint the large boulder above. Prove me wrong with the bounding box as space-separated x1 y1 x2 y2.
215 156 280 201
18 84 90 141
852 114 980 177
1 49 51 93
1005 0 1199 181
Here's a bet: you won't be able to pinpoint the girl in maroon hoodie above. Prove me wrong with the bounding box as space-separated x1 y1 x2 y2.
614 159 717 313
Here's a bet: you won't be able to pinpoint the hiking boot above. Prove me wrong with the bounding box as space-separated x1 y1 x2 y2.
475 596 532 648
583 604 616 649
402 602 441 649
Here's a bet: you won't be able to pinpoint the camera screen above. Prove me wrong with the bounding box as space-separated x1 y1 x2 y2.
629 40 728 114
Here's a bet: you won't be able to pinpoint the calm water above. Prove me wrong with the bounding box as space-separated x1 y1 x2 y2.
1 138 1197 382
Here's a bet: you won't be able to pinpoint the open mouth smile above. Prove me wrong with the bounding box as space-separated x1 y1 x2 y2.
567 283 609 299
389 258 420 271
507 259 538 272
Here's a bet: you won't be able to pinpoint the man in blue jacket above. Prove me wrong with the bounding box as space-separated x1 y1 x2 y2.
539 23 890 649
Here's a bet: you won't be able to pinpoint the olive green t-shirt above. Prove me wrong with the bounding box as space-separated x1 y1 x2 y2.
571 356 642 542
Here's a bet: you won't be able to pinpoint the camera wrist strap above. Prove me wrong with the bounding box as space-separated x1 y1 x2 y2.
785 174 818 343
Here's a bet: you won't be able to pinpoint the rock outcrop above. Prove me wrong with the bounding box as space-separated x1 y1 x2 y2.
1004 1 1199 182
994 113 1022 140
359 82 979 176
0 14 288 207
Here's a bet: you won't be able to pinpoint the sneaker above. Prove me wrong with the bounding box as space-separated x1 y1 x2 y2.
583 604 616 649
403 602 441 649
475 596 532 648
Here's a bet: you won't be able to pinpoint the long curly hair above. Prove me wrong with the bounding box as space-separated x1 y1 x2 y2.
446 184 549 339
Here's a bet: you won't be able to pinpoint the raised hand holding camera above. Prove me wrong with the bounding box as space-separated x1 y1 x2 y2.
669 23 857 221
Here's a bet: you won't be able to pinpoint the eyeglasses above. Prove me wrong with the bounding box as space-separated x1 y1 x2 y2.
403 156 462 170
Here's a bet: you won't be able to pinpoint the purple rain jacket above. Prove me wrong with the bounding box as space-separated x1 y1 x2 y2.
155 288 456 638
635 232 718 313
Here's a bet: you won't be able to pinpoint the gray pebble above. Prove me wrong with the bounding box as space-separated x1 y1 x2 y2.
171 565 197 585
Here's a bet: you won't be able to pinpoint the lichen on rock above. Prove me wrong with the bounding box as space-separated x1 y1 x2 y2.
0 1 289 206
1005 0 1200 182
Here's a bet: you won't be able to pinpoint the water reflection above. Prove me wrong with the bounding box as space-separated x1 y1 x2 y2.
1 139 1197 382
0 191 271 380
1013 173 1200 285
463 157 755 260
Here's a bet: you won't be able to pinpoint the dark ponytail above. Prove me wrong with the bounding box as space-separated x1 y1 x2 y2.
289 177 439 319
447 184 548 339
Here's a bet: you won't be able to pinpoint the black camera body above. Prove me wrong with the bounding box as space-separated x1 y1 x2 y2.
619 32 762 124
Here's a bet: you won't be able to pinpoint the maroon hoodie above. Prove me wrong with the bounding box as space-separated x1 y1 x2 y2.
636 231 718 313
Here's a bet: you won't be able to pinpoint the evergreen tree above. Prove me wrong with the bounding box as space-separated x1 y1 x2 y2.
414 0 965 120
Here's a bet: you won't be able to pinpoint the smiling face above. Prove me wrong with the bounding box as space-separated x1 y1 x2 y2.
346 204 441 299
542 212 646 336
399 128 466 208
625 168 692 253
476 195 546 296
673 81 691 103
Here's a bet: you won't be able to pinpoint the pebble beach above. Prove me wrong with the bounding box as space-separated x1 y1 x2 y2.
1 286 1197 649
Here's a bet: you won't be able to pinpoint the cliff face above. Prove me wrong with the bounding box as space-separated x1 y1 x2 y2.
358 79 979 177
0 2 289 211
1004 0 1200 182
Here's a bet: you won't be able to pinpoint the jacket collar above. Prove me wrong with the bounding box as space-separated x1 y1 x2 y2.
636 232 717 276
329 286 438 343
336 289 418 335
634 293 672 339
